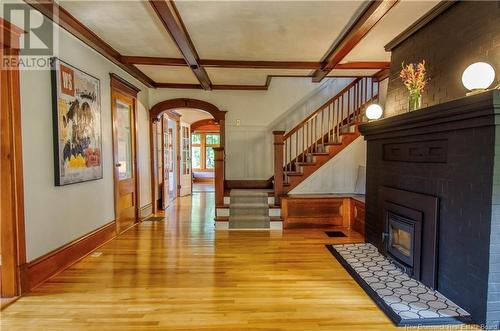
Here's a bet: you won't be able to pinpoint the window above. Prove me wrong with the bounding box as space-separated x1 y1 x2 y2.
181 126 190 175
192 132 219 171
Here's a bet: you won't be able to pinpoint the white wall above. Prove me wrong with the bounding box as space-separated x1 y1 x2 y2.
5 4 152 261
150 78 342 179
289 136 367 195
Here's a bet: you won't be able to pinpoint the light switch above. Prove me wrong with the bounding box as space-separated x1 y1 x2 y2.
236 119 241 127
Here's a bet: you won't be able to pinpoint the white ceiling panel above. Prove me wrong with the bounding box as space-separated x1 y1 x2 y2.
136 65 199 84
175 0 366 61
61 0 182 57
328 69 380 77
206 67 312 85
344 0 440 62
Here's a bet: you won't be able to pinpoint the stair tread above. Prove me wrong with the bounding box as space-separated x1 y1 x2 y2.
285 172 303 176
229 215 270 221
217 216 283 221
312 152 329 156
296 162 316 166
230 203 269 209
230 189 269 197
324 141 342 145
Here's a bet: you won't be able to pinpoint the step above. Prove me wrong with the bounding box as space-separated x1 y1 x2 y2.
229 215 270 229
217 206 280 217
224 196 274 205
230 189 269 197
230 195 268 205
285 172 303 177
296 162 316 166
216 216 283 230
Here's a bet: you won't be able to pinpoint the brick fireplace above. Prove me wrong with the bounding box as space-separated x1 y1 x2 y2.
359 90 500 328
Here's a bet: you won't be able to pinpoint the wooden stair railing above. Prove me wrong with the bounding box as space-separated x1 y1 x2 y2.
273 77 379 201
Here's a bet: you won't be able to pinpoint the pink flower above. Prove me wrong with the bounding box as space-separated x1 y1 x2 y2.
400 60 428 94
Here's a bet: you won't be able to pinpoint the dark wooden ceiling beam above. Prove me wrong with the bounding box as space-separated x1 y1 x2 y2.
199 60 321 70
312 0 398 82
122 56 187 66
24 0 155 88
121 56 390 70
149 0 212 90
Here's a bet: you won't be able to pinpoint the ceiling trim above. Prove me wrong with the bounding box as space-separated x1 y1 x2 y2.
200 60 321 70
149 0 212 90
24 0 155 88
312 0 399 82
385 1 457 51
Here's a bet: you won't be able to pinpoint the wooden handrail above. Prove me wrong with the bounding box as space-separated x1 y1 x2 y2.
283 77 364 139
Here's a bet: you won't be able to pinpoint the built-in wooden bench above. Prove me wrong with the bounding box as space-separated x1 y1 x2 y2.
281 194 365 231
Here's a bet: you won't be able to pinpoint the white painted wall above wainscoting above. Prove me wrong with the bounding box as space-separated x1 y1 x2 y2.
289 137 367 195
149 78 353 179
4 1 152 261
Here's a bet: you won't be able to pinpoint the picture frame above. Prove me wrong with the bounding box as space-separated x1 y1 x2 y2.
51 57 103 186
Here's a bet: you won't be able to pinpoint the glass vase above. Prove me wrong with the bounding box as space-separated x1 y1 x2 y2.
408 91 422 112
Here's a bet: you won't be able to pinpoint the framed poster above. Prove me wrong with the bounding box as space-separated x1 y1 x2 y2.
51 58 102 186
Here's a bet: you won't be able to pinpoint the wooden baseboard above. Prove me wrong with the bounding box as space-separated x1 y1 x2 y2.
26 221 117 290
139 203 153 219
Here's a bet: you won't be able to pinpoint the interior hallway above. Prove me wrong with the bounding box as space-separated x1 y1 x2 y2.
1 192 402 331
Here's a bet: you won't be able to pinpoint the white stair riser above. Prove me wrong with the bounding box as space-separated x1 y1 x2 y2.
215 221 282 230
217 207 280 217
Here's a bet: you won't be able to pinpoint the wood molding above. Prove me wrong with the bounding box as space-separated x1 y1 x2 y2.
122 56 187 66
149 0 212 90
24 0 155 88
214 147 225 207
122 57 389 71
312 0 398 82
27 221 117 290
191 119 219 132
351 198 366 236
150 98 227 122
110 73 141 96
1 21 28 297
384 1 458 51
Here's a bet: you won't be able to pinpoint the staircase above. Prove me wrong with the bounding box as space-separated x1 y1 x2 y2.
273 77 378 196
228 190 270 229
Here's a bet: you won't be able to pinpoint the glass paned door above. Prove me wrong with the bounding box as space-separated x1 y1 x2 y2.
180 123 191 196
116 99 133 180
111 88 137 234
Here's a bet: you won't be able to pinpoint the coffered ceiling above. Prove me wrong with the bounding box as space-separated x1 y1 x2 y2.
39 0 445 90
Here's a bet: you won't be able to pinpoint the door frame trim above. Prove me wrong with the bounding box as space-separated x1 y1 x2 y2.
149 99 226 214
1 18 28 297
110 74 141 232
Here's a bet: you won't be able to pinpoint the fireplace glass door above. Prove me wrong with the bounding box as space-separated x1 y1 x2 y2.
387 213 415 270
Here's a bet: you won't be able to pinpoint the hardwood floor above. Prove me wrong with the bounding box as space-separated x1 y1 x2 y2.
1 192 441 330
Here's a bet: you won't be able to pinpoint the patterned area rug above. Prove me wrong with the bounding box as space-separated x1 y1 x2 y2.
326 243 473 326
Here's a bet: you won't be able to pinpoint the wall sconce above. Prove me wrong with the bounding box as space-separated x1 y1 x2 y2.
462 62 496 96
366 103 383 120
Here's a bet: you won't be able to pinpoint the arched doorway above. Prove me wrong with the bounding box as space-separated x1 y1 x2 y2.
149 99 226 213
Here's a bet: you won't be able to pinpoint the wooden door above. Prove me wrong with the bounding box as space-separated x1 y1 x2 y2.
112 89 138 233
162 116 169 209
180 123 191 196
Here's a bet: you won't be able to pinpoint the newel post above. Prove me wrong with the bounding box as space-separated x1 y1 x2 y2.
273 131 285 206
213 147 225 207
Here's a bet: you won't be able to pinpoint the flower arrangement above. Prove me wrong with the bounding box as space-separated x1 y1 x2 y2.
400 60 428 111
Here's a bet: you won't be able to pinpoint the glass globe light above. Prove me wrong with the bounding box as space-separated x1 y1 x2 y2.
462 62 495 94
366 104 383 120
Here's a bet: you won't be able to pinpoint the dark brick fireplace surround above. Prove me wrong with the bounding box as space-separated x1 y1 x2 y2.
360 90 500 328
